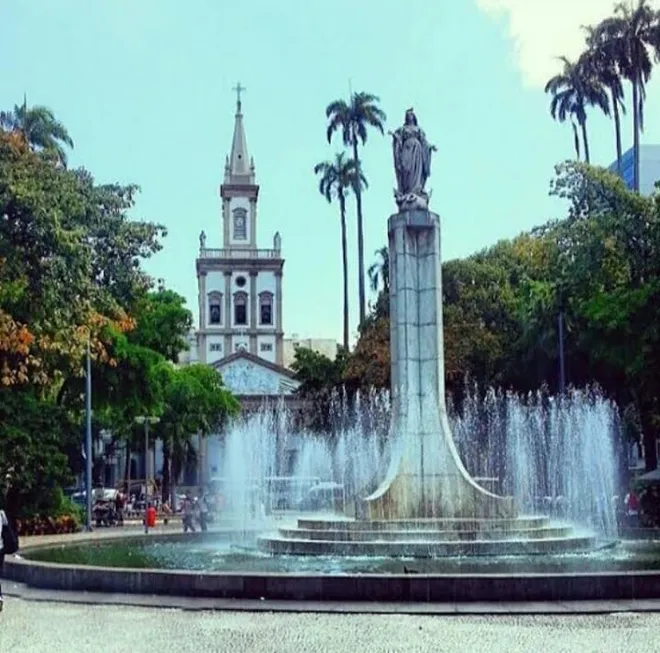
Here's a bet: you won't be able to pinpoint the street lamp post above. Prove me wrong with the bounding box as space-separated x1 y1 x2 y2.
85 338 93 532
134 415 160 534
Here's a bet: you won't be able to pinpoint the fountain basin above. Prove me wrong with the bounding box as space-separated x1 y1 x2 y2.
8 531 660 603
257 516 597 558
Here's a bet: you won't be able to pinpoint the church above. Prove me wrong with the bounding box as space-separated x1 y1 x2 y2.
188 86 303 482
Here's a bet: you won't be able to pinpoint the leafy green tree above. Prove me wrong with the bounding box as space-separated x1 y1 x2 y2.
291 346 347 431
157 364 239 505
0 96 73 166
326 92 386 325
368 246 389 296
0 389 76 519
314 153 366 351
129 290 192 362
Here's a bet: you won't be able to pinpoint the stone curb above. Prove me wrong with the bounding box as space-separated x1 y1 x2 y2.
4 581 660 615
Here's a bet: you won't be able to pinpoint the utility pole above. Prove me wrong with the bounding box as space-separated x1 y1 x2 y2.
85 337 93 531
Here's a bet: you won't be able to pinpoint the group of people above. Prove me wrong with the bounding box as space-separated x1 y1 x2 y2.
181 489 213 533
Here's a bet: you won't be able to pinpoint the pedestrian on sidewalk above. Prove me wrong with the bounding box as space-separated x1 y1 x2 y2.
1 508 19 612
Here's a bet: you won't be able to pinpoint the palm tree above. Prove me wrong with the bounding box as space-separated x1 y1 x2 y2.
314 152 367 351
583 25 627 175
544 55 609 164
326 92 386 326
368 246 389 295
0 95 73 165
593 1 660 192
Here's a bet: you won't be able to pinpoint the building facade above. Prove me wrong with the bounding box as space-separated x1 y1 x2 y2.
608 145 660 196
283 335 338 369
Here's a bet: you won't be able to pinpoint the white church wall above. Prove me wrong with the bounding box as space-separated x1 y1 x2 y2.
206 335 224 364
230 271 249 292
256 271 276 295
257 335 276 363
231 336 250 354
206 271 224 295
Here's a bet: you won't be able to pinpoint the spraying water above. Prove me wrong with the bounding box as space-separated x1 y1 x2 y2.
216 385 620 539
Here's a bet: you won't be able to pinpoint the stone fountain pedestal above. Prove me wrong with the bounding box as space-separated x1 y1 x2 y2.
364 210 515 520
256 209 596 557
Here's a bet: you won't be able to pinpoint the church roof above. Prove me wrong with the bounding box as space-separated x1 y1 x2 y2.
212 349 296 379
211 350 299 396
225 90 255 185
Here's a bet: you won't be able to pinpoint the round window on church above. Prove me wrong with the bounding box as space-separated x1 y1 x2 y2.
236 276 246 288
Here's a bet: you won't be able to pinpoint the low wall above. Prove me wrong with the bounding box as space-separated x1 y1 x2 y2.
5 533 660 603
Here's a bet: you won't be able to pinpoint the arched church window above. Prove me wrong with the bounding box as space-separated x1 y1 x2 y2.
259 291 273 325
233 208 247 240
208 291 222 325
234 291 248 325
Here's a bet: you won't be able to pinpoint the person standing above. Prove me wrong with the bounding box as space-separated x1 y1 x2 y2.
1 508 18 612
115 491 125 526
198 488 209 533
182 495 195 533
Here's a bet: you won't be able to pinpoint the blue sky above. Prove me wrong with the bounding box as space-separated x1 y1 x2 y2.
3 0 660 343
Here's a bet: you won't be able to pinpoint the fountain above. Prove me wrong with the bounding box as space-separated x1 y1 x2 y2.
255 108 605 558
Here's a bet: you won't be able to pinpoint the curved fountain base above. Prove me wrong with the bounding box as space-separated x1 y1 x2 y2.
258 516 596 558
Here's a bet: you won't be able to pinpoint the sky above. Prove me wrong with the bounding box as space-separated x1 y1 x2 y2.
3 0 660 344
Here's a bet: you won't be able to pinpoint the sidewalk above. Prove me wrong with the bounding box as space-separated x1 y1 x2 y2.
19 522 183 549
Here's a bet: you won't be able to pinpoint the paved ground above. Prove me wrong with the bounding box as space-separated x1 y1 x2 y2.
0 598 658 652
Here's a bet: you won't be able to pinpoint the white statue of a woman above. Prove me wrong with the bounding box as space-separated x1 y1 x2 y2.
390 108 437 210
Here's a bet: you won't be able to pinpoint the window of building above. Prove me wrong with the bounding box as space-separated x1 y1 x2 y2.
234 292 247 325
235 342 247 352
259 291 273 325
209 342 222 352
260 343 273 352
233 208 247 240
235 275 246 288
208 292 222 325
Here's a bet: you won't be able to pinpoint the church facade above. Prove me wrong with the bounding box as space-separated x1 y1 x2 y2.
191 88 301 484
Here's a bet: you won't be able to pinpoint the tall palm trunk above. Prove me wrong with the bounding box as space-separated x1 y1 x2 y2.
123 440 131 490
338 191 349 351
611 91 623 176
351 137 366 326
632 78 640 191
580 119 590 164
571 122 581 160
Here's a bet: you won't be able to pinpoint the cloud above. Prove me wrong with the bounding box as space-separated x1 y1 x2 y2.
476 0 660 87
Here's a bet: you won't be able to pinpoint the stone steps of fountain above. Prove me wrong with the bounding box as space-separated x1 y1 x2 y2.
257 533 596 558
296 516 552 532
277 525 574 542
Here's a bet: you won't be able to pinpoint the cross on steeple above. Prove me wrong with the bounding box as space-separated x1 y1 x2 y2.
232 82 246 111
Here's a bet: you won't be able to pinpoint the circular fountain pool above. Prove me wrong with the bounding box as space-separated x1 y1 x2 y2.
9 528 660 603
23 532 660 574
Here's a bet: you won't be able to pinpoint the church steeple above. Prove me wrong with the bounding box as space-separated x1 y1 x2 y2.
225 83 255 185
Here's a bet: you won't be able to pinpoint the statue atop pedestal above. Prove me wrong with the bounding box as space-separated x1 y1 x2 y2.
390 108 437 211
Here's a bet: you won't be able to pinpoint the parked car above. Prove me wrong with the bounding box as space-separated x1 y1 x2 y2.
298 482 346 512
